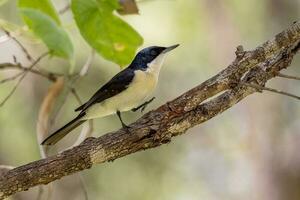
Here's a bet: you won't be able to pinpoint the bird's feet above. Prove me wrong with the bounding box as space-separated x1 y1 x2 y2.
121 121 130 129
116 110 131 131
132 97 156 113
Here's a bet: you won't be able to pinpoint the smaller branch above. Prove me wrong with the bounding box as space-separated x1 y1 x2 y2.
0 62 24 70
1 29 57 83
0 72 23 84
0 52 49 107
70 87 83 104
241 82 300 101
3 30 33 62
277 73 300 81
0 62 58 81
80 50 95 76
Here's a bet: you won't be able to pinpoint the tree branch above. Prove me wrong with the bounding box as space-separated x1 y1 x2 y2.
0 22 300 199
0 52 49 107
240 82 300 100
3 30 33 62
0 62 58 81
277 72 300 81
0 166 14 178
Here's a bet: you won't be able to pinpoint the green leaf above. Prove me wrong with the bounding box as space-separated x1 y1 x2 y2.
20 8 74 59
18 0 60 24
71 0 143 66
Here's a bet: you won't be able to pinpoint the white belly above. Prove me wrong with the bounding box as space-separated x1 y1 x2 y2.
83 70 158 120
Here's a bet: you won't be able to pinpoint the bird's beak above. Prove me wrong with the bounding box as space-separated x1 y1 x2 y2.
163 44 180 53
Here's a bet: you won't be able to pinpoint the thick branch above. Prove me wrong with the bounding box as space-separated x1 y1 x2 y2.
0 166 14 178
0 22 300 199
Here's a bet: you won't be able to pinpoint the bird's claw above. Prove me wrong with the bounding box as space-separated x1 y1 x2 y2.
140 105 147 113
121 122 130 129
132 97 156 113
131 107 139 112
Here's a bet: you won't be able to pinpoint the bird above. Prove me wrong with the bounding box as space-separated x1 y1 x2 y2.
41 44 179 145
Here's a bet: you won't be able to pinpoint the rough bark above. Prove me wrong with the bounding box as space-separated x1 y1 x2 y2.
0 166 14 179
0 22 300 199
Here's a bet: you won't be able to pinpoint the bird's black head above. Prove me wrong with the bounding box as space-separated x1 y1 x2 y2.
129 44 179 70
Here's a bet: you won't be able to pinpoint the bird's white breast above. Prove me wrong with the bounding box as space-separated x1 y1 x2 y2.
83 70 158 120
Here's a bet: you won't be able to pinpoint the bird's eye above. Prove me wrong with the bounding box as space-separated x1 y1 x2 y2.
150 50 157 56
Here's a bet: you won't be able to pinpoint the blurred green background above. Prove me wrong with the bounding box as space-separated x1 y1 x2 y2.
1 0 300 200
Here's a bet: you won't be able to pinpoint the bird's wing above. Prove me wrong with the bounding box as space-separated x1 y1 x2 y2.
75 69 135 112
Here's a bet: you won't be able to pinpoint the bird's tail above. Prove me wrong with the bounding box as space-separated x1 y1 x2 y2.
41 113 86 145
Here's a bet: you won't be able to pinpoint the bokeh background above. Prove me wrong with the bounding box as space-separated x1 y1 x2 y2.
1 0 300 200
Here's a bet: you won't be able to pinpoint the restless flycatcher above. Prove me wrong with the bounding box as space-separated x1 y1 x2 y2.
41 44 179 145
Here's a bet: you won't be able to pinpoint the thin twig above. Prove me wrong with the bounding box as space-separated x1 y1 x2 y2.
241 82 300 101
80 50 95 76
0 52 49 107
3 30 33 62
0 71 23 84
1 30 57 82
277 73 300 81
70 87 83 104
0 62 58 81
